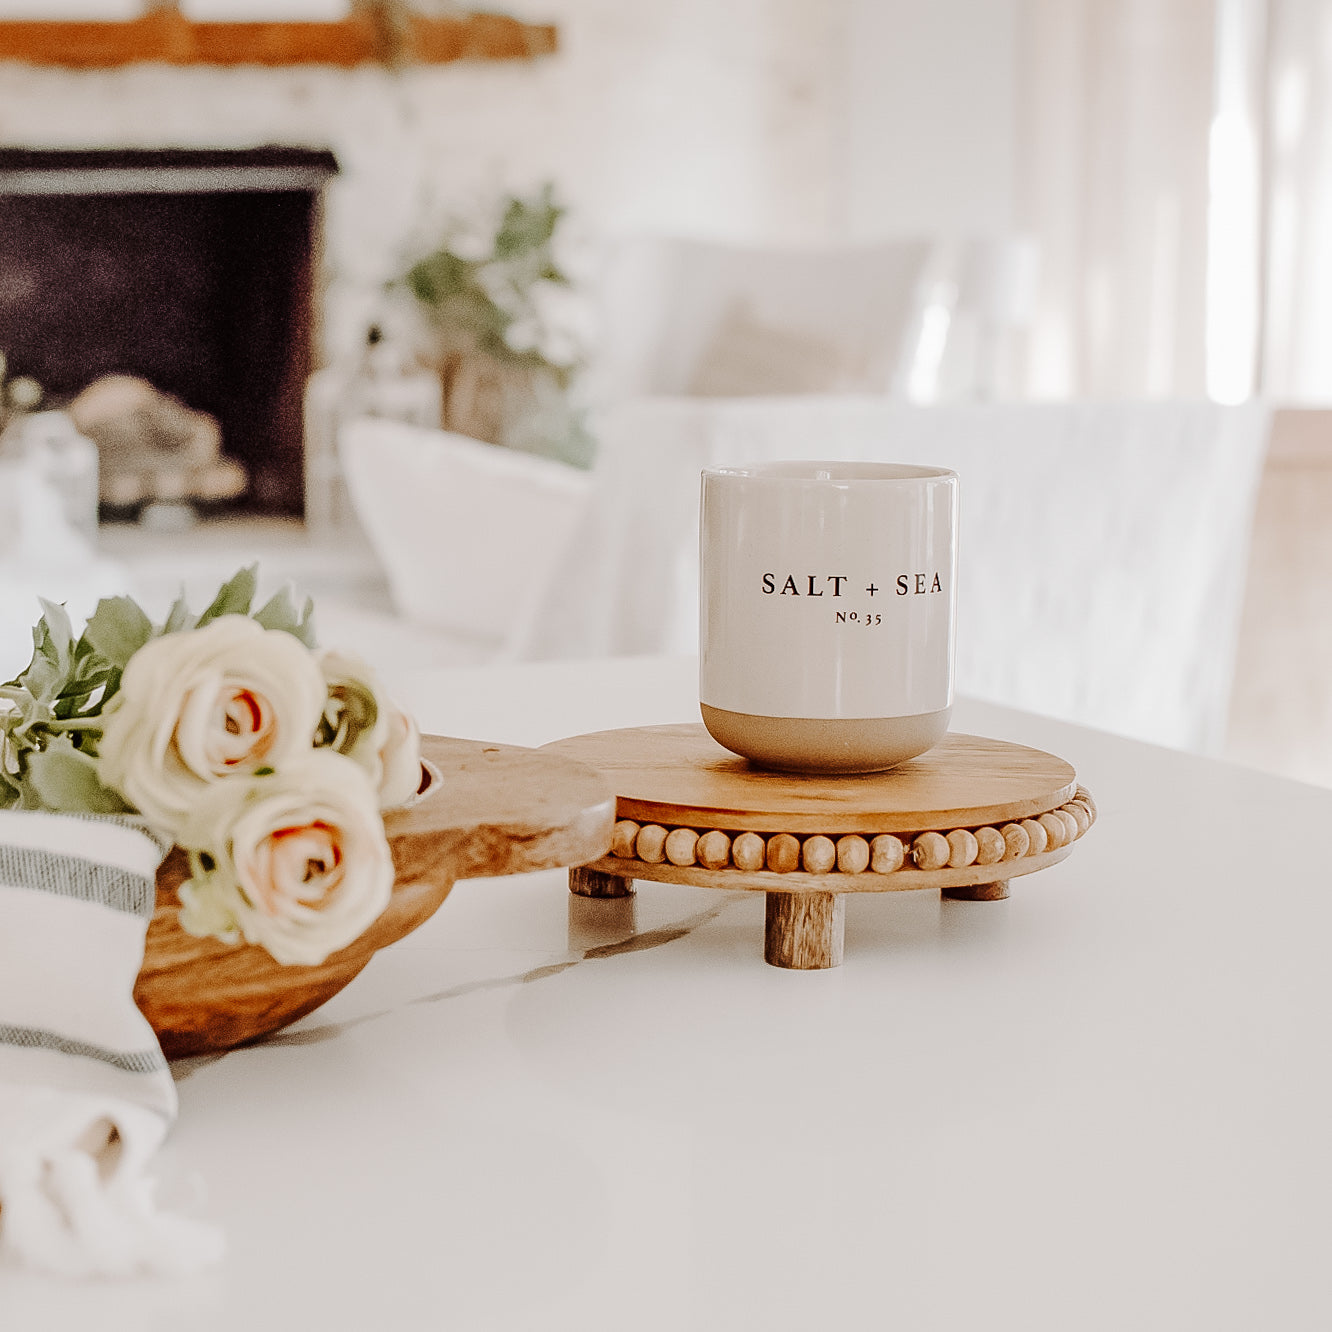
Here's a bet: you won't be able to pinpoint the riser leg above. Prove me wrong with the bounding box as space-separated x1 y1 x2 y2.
764 891 845 969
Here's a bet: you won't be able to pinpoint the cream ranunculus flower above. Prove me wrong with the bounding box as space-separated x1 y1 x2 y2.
175 749 394 967
98 615 328 838
316 648 423 809
376 697 423 808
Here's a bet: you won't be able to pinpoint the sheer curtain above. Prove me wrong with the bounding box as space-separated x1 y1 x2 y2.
1262 0 1332 399
1012 0 1217 399
1011 0 1332 402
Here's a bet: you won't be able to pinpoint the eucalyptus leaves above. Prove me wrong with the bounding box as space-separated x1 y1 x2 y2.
0 568 423 966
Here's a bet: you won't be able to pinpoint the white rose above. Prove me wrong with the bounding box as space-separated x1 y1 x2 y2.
316 648 423 809
376 698 423 808
98 616 327 838
176 749 393 967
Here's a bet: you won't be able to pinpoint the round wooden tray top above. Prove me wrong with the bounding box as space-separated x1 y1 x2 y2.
545 725 1079 836
136 734 616 1057
541 725 1095 969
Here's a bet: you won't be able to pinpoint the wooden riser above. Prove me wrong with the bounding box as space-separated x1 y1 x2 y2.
574 840 1076 895
548 724 1095 971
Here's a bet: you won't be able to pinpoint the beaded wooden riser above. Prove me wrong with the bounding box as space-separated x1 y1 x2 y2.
541 724 1096 970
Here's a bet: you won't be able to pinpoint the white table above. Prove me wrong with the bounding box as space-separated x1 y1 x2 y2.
5 655 1331 1331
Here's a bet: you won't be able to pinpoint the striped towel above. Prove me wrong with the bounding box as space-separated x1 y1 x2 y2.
0 810 223 1276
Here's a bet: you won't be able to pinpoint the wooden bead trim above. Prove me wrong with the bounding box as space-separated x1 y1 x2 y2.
606 789 1096 877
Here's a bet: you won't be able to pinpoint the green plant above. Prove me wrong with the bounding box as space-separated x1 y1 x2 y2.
0 566 423 966
0 567 314 814
397 185 594 468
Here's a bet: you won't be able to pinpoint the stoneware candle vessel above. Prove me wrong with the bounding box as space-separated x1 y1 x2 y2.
699 460 959 773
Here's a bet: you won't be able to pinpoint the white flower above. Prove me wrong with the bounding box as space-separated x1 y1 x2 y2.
316 648 423 809
501 315 541 355
376 698 423 808
176 750 394 967
98 616 327 838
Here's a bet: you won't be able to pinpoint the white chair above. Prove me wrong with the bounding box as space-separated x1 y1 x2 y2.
525 397 1272 755
933 235 1042 401
582 236 941 403
338 418 592 662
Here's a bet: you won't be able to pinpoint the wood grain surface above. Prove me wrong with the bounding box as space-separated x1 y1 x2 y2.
0 11 557 68
542 724 1079 834
765 892 845 969
135 734 614 1058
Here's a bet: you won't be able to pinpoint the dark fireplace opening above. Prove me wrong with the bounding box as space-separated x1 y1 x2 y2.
0 147 338 519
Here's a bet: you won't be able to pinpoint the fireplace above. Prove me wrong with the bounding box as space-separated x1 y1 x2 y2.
0 146 338 518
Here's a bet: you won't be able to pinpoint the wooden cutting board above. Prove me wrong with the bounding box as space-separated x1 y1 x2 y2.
135 734 615 1058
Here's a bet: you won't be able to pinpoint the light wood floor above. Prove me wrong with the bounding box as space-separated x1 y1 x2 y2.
1225 416 1332 789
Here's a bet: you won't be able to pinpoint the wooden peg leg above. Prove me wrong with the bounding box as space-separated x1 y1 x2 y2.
942 881 1010 901
764 891 845 969
569 866 636 898
568 891 637 950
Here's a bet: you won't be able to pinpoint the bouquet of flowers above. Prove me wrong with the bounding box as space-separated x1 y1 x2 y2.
0 567 422 966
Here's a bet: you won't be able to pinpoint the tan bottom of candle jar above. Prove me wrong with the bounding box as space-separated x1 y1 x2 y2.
699 703 952 774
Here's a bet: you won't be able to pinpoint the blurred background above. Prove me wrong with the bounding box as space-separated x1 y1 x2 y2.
1 0 1328 784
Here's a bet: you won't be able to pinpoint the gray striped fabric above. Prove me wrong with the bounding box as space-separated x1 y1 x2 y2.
0 809 175 1122
0 1023 168 1075
0 811 228 1279
0 843 154 915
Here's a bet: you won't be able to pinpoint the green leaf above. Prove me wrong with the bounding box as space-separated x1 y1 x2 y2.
37 598 74 664
14 601 76 708
25 740 131 815
295 599 317 647
492 187 562 259
0 713 21 808
196 566 258 627
15 654 60 710
406 250 477 307
57 665 115 701
0 759 22 808
83 596 154 669
163 589 198 636
253 586 318 647
0 683 43 736
252 586 295 634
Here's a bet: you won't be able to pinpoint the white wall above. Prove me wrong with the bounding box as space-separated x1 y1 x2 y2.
844 0 1018 241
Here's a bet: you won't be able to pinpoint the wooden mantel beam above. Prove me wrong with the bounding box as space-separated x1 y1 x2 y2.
0 8 557 68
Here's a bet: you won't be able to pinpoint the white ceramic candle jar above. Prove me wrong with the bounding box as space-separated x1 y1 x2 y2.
699 461 959 773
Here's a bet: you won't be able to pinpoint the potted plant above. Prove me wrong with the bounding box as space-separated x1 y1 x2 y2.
395 184 594 470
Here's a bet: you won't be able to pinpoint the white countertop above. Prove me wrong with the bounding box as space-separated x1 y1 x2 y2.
5 655 1331 1331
